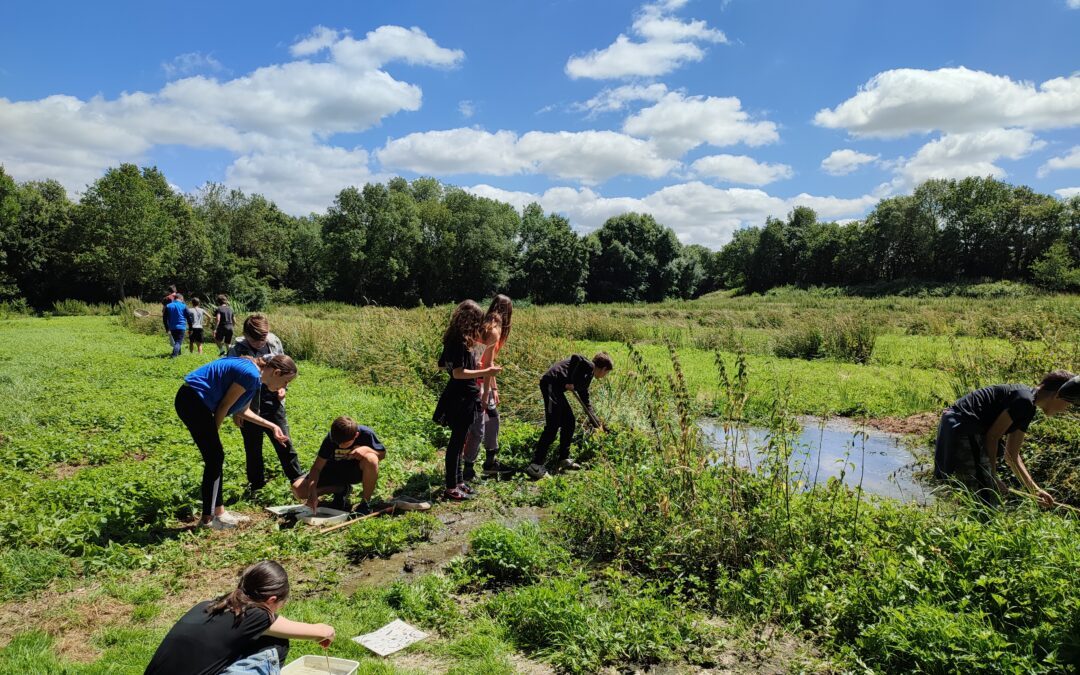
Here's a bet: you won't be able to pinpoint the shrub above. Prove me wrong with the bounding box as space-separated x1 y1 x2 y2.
454 522 569 588
343 511 439 560
385 574 462 629
822 315 880 364
773 323 824 360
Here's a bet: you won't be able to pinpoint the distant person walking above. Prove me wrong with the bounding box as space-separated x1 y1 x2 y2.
164 293 188 358
175 355 297 529
229 315 304 496
433 300 501 501
214 295 235 356
186 298 211 355
933 371 1080 507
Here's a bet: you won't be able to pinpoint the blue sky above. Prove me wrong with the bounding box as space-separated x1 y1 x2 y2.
2 0 1079 247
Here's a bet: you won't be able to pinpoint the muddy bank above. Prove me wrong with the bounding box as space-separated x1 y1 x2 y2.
340 505 549 594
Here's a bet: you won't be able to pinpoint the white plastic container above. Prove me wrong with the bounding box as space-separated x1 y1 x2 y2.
280 654 359 675
264 504 350 526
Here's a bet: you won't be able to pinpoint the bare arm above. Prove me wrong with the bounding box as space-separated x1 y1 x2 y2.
262 615 335 646
1003 430 1054 507
236 407 289 443
301 456 328 509
452 365 501 379
215 383 248 429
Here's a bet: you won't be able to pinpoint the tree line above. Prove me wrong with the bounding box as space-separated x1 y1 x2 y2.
1 163 1078 309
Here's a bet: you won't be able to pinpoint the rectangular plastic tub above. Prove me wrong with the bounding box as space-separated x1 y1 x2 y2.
280 654 359 675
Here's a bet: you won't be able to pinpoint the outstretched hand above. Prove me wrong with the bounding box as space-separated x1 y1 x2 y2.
1036 489 1056 509
272 425 289 444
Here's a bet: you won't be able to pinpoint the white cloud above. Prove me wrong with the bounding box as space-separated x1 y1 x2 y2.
458 100 475 119
565 0 726 79
0 25 461 196
892 128 1043 188
623 92 779 156
1038 145 1080 177
225 145 383 215
162 52 225 78
290 26 342 57
575 83 669 114
1055 187 1080 198
814 67 1080 137
377 128 678 183
691 154 792 185
821 149 880 175
467 181 875 248
1069 0 1080 9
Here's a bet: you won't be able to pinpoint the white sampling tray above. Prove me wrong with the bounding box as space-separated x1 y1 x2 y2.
264 504 350 526
280 654 359 675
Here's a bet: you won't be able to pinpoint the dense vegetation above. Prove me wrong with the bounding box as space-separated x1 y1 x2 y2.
2 290 1080 672
2 164 1079 312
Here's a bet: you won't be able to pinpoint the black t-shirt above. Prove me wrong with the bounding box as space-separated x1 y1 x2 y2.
543 355 596 413
215 305 235 331
317 426 386 469
438 340 480 398
951 384 1037 434
144 601 287 675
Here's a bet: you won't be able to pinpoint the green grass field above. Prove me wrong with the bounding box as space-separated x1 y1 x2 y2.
3 292 1080 673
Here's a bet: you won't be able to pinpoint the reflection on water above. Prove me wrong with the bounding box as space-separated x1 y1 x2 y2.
701 416 933 503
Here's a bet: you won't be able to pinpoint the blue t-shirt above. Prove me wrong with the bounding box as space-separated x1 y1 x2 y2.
183 358 261 416
165 300 188 331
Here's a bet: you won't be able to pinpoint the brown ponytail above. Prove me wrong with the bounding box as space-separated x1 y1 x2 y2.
262 354 297 376
207 561 290 626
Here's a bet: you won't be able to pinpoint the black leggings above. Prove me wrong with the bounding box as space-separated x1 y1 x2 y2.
175 385 224 516
243 392 302 488
532 379 575 465
445 419 470 489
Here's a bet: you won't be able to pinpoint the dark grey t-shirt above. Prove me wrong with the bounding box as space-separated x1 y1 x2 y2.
144 601 287 675
951 384 1037 434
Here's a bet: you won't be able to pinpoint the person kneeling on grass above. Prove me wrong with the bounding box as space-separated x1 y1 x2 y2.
145 560 335 675
933 370 1080 507
298 415 385 516
525 352 613 481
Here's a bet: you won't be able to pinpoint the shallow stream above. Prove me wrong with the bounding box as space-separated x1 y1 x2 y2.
701 416 934 503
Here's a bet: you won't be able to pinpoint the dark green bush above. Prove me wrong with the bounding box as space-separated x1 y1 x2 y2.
455 522 569 588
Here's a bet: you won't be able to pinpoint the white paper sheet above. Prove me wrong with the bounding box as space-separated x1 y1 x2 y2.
352 619 428 656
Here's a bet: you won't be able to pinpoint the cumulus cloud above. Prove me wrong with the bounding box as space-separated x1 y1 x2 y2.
377 128 678 183
575 83 669 115
162 52 225 78
691 154 792 185
225 145 384 215
821 149 880 175
466 181 875 248
0 25 462 196
1038 145 1080 177
566 0 726 79
623 92 779 156
1056 187 1080 198
814 67 1080 137
892 128 1043 188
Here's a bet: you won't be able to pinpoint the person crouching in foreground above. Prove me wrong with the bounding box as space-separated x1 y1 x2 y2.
297 416 385 516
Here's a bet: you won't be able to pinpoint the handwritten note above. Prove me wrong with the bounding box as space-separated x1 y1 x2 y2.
352 619 428 657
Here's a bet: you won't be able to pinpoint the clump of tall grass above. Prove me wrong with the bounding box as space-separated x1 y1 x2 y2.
773 315 880 363
50 299 117 316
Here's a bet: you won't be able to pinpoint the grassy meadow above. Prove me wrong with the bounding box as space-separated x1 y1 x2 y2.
2 287 1080 673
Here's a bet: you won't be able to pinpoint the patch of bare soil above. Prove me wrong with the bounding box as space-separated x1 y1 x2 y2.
0 588 131 662
340 506 549 595
865 411 940 437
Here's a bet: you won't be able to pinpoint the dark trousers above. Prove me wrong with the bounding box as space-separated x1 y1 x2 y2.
445 419 470 489
175 385 224 516
933 410 1003 506
169 329 185 358
532 379 575 466
242 392 302 489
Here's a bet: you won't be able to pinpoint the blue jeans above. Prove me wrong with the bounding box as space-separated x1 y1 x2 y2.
170 329 185 358
221 647 280 675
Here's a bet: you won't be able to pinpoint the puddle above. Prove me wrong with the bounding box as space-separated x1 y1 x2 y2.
339 506 549 593
701 416 934 503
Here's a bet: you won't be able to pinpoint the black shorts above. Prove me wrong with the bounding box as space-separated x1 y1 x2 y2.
317 461 363 488
215 327 234 344
189 328 204 343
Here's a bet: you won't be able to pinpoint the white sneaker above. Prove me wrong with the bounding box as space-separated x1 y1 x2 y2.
201 516 236 530
219 511 250 525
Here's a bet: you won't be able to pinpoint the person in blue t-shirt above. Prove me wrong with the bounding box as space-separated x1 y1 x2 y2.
164 294 188 358
175 355 298 529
